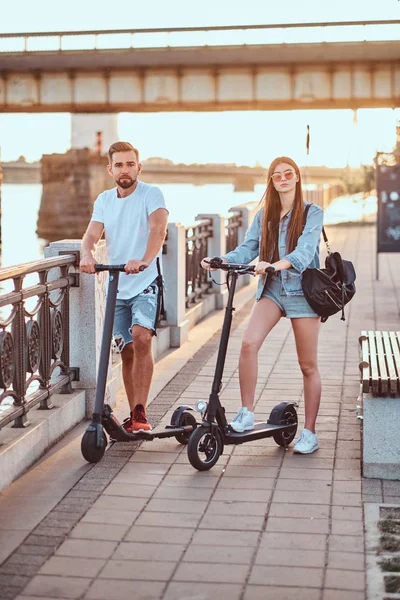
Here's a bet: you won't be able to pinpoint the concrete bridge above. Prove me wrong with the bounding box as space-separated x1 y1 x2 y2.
1 156 360 191
0 20 399 116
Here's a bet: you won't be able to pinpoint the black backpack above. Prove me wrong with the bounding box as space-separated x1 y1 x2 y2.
301 204 356 323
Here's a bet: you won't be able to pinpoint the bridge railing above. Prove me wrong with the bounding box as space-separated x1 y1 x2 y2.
0 255 78 432
1 20 399 53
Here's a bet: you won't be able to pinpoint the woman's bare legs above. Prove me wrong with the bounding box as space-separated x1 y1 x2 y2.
239 297 282 410
291 317 321 432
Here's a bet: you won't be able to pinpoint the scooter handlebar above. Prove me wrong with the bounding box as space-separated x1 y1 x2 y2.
204 258 275 275
95 264 146 272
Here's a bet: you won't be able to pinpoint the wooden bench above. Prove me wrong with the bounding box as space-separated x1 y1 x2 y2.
359 331 400 480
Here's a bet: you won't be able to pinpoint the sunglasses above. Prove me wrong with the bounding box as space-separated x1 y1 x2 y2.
270 169 296 183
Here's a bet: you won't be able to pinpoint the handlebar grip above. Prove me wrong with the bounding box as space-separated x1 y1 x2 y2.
95 264 126 272
139 265 146 272
266 266 276 274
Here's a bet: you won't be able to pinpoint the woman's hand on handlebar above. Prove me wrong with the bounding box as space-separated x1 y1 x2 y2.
254 261 274 275
201 256 228 271
125 260 148 274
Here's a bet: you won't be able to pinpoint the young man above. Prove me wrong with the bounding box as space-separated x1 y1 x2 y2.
80 141 168 432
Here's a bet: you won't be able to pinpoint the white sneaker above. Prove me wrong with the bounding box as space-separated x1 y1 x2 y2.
293 429 319 454
230 407 255 433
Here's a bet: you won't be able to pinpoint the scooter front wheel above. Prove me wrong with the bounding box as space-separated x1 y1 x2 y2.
174 411 197 445
187 426 222 471
81 429 108 463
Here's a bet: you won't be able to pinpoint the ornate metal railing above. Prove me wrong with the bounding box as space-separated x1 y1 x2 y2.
0 254 79 431
226 211 242 254
185 219 213 307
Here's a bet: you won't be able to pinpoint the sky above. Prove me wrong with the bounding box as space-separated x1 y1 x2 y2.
0 0 399 167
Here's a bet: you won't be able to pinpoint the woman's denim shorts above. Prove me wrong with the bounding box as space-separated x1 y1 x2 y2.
261 273 319 319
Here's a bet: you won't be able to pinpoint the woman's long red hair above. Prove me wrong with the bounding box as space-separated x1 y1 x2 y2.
259 156 304 263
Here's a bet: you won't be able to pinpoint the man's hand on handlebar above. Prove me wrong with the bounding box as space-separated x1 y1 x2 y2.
125 260 148 274
254 261 274 275
80 253 97 274
201 256 228 271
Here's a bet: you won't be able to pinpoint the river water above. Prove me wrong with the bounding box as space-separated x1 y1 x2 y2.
0 182 377 269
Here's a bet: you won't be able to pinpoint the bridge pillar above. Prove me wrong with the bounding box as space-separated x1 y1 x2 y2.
71 114 119 153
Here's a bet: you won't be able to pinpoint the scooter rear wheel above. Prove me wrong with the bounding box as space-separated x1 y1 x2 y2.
272 405 298 447
174 411 197 445
187 426 222 471
81 429 108 463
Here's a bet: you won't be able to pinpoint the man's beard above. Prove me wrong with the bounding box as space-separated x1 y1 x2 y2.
116 176 136 189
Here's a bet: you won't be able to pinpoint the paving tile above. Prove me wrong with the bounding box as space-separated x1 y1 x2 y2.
84 579 165 600
244 587 320 600
216 477 275 490
112 542 185 562
325 569 365 591
331 506 363 521
255 546 325 568
260 532 326 551
69 522 131 542
144 498 208 514
125 525 194 544
22 575 92 599
249 565 323 587
164 582 242 600
331 519 364 536
221 466 279 478
135 511 201 529
183 544 254 564
39 556 105 578
102 483 157 498
327 551 365 571
55 538 117 559
91 495 147 512
332 492 362 507
269 503 330 519
160 475 218 488
81 508 139 526
199 514 264 531
273 490 331 505
99 559 175 581
191 529 259 547
205 501 268 517
278 468 332 481
266 517 329 534
323 590 365 600
328 535 364 553
173 562 248 583
276 478 333 492
153 486 213 501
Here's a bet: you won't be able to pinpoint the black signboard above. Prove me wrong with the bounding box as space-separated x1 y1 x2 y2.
377 163 400 253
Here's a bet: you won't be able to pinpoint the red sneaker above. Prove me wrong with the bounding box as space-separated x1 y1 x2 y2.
124 404 152 432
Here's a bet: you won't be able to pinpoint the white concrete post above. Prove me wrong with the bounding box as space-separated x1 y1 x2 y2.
196 213 227 308
163 223 189 348
44 239 116 416
71 114 119 152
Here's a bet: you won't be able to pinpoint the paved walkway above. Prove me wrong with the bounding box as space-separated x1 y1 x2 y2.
0 223 399 600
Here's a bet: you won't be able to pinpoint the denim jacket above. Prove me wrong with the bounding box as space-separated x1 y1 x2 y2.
223 202 324 300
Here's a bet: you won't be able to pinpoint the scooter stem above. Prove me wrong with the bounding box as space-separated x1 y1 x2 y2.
92 270 120 420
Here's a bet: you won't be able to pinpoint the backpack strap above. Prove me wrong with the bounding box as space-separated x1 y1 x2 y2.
303 203 330 252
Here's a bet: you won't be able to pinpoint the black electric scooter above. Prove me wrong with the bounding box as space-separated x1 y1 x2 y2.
81 264 197 464
187 258 298 471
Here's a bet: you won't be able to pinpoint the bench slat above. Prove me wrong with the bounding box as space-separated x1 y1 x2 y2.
360 330 370 393
392 332 400 394
375 331 389 394
368 330 380 395
382 331 398 395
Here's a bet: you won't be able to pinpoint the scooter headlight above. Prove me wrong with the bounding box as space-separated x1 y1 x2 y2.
196 400 208 414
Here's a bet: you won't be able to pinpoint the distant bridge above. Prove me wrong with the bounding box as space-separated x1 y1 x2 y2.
1 157 359 191
0 21 399 112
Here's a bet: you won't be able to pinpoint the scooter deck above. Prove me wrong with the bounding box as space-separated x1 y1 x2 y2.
224 421 296 444
107 424 194 442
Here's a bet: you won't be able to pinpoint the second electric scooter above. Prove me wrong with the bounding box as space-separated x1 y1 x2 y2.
81 264 197 463
187 258 298 471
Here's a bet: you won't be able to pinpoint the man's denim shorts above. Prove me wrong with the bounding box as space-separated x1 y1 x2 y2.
261 273 319 319
112 279 160 352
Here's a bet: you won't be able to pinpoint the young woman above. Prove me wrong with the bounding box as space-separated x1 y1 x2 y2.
202 156 324 454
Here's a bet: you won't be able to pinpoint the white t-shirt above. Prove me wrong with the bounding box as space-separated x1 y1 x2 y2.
91 181 168 299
